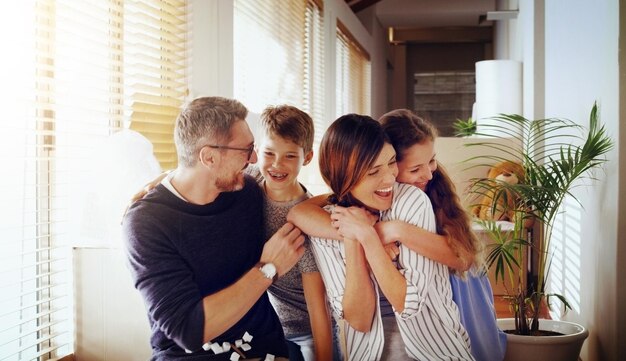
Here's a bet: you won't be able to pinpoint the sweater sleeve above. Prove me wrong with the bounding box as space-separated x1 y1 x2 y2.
123 205 205 351
383 183 438 319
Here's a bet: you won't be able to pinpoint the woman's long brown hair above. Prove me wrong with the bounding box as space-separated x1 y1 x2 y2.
319 114 390 209
379 109 481 272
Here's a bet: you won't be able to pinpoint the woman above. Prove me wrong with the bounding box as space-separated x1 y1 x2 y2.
300 113 473 360
290 109 506 361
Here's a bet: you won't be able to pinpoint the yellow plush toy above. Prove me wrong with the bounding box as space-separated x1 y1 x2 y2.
472 160 525 222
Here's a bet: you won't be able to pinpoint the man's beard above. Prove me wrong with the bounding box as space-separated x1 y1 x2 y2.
215 171 245 192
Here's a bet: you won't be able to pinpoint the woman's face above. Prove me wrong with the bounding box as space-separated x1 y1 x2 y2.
350 142 398 211
396 139 437 191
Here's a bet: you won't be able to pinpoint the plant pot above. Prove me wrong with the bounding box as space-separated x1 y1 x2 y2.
497 318 589 361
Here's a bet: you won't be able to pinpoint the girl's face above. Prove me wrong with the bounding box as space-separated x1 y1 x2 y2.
350 142 398 211
396 139 437 191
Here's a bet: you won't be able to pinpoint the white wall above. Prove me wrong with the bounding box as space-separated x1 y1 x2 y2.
543 2 621 360
514 1 623 360
74 248 152 360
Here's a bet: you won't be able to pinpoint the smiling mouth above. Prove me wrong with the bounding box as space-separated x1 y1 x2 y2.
268 170 288 180
374 186 393 197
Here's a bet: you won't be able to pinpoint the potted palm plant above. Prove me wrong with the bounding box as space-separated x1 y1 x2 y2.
459 102 613 361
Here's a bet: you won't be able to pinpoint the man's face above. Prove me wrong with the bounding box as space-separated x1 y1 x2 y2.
214 120 257 192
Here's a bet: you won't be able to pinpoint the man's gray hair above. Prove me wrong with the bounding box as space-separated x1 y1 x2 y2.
174 97 248 167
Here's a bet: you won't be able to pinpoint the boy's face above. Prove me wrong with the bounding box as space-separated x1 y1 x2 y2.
257 132 312 191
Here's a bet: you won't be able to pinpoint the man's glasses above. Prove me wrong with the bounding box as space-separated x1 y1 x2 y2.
206 144 255 161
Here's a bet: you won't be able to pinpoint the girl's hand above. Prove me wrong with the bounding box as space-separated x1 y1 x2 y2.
383 242 400 261
375 221 404 261
374 220 402 245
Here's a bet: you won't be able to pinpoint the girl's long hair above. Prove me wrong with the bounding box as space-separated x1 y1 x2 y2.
319 114 390 209
379 109 482 272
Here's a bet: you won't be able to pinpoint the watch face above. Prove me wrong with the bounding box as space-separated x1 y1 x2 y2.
262 263 277 278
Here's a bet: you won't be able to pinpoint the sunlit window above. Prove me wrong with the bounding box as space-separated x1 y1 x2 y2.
335 21 371 116
0 1 187 359
234 0 326 194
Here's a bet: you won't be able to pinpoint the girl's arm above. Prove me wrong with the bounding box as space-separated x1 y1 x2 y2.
375 220 473 271
287 194 340 239
302 272 333 360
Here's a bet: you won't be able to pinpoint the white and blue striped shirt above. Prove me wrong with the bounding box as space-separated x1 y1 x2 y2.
310 183 474 361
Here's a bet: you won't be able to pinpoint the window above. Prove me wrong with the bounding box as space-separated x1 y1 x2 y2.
234 0 325 192
335 20 370 117
413 71 475 137
234 0 307 114
0 1 187 359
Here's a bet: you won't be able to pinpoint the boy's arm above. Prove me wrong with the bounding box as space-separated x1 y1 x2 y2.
375 221 472 271
287 194 340 239
302 272 334 361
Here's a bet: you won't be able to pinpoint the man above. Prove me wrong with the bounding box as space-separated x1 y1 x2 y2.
123 96 304 360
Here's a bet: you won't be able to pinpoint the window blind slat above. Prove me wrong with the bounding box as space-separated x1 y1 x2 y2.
2 331 69 361
0 306 69 335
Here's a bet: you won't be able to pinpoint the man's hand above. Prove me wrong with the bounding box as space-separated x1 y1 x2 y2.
260 222 305 276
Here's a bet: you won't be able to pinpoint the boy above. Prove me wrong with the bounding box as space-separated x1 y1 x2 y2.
246 105 336 361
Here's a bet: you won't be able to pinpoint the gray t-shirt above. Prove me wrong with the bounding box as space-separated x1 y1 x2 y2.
247 166 319 338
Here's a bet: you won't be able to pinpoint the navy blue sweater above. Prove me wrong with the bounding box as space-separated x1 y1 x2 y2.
123 175 288 360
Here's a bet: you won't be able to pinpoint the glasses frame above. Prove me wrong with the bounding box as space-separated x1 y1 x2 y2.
205 143 255 160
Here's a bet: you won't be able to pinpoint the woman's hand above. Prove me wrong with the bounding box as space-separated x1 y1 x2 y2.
330 206 376 241
333 207 399 261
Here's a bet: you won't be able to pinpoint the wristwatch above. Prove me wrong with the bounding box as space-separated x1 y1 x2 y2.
256 262 278 283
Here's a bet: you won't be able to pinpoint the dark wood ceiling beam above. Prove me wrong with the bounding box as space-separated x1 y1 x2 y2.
389 26 493 44
347 0 383 13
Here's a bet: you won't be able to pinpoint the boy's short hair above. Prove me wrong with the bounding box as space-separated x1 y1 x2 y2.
260 105 314 153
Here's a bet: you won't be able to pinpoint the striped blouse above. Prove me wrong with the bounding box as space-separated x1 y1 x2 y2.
309 183 474 361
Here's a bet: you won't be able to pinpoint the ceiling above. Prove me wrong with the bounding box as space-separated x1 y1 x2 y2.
346 0 497 28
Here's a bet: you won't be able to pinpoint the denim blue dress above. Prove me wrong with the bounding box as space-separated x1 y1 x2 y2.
450 271 507 361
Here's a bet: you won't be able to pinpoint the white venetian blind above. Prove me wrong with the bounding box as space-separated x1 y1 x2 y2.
234 0 320 115
335 20 371 117
304 0 326 145
127 0 188 170
234 0 326 193
0 1 187 360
